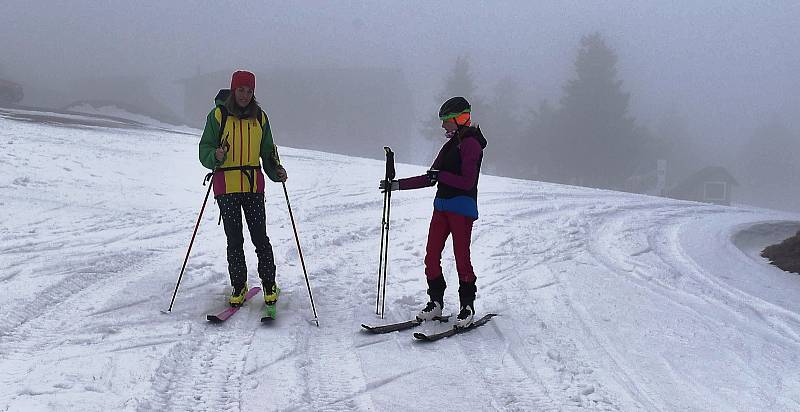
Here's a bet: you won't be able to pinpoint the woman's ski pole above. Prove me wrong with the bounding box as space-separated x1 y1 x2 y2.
165 172 215 313
275 147 319 327
376 146 395 318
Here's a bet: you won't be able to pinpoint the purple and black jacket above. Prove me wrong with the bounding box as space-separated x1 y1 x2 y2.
398 126 488 219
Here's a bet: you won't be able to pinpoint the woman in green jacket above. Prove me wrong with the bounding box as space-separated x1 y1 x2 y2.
199 70 287 307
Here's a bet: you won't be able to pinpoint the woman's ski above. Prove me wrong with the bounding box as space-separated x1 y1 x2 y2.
206 287 262 323
413 313 497 342
361 315 451 334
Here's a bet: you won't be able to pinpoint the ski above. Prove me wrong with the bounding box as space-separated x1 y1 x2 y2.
361 315 451 334
260 287 281 322
206 287 262 323
413 313 497 342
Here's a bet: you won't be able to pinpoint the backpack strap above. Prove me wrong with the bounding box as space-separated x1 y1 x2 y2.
213 88 231 142
216 165 260 193
220 104 265 132
257 107 267 129
217 105 229 140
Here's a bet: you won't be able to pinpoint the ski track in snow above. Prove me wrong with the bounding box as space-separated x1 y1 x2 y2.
2 108 800 411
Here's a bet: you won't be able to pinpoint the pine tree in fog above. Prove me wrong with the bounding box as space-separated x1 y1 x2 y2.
530 32 644 189
423 55 483 141
481 77 525 176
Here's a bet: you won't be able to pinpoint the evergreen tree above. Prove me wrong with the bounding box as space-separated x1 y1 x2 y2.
532 32 643 188
526 99 558 180
443 55 478 99
422 55 482 142
481 77 524 176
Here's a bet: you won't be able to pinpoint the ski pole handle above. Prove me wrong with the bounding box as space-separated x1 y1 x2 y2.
383 146 395 181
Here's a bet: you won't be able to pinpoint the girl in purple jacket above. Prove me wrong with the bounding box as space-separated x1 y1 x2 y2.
380 97 487 328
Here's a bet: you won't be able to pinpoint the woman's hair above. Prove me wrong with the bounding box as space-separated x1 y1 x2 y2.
224 93 261 119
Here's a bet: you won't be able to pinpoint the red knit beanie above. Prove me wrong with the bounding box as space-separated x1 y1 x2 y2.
230 70 256 91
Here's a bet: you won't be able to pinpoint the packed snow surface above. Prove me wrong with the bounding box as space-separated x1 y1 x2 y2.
1 107 799 411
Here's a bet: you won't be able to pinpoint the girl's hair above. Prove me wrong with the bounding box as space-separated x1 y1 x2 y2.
224 93 261 119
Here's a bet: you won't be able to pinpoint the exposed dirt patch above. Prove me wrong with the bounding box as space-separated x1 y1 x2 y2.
762 231 800 274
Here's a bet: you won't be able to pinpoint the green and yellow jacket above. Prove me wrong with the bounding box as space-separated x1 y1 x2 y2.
199 97 281 197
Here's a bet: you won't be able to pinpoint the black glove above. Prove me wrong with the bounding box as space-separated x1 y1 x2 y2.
275 165 288 182
426 169 439 184
379 179 399 192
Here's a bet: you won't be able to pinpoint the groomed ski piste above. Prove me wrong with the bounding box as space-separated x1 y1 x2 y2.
2 106 800 411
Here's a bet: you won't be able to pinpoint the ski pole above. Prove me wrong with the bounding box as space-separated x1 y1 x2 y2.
376 189 388 315
376 146 395 318
380 187 392 318
282 181 319 327
274 146 319 327
165 172 215 313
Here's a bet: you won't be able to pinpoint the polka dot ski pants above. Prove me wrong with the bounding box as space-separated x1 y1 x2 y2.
216 192 276 290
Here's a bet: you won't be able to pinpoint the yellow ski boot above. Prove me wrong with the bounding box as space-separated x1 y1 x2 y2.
263 283 279 305
229 284 249 307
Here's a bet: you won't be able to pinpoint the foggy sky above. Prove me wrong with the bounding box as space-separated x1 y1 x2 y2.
1 0 799 154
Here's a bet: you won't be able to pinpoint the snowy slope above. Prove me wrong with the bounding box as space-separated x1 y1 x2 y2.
1 107 800 411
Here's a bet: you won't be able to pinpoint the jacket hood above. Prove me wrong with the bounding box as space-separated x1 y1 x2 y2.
214 88 260 119
214 89 230 106
456 125 487 149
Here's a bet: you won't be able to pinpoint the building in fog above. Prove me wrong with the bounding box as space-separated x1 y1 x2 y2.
668 166 738 206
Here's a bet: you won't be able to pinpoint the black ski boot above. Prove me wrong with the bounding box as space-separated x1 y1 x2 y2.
456 280 477 328
417 275 446 321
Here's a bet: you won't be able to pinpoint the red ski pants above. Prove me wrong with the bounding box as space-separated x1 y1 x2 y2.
424 210 476 283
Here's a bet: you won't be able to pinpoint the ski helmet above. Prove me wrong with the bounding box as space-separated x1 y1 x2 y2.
439 96 471 121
